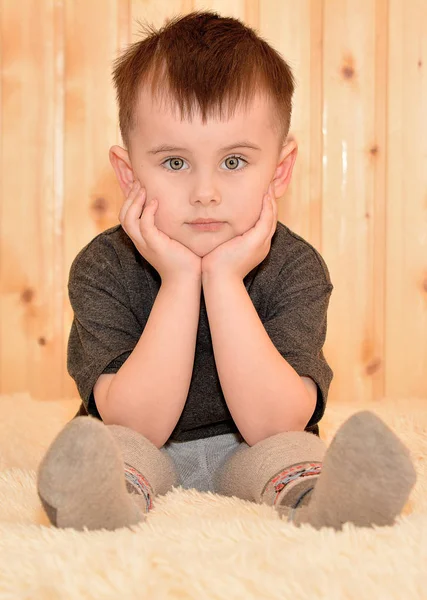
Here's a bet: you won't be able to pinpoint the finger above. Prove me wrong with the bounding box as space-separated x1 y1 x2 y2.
259 193 273 226
269 194 278 238
246 194 270 246
139 195 159 240
119 181 142 223
258 193 275 242
123 186 147 239
269 200 277 238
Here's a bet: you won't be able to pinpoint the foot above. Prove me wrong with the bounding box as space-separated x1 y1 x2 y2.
37 416 146 531
286 411 417 530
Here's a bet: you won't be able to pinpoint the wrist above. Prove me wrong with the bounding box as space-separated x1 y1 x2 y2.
162 272 202 289
202 269 240 286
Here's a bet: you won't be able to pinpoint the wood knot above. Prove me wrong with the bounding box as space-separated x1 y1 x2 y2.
418 60 423 68
91 197 108 214
422 276 427 293
370 145 379 155
38 336 47 346
365 357 382 376
341 65 354 79
21 288 34 303
341 53 356 80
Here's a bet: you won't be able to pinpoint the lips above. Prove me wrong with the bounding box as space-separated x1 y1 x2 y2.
188 221 225 231
189 219 223 224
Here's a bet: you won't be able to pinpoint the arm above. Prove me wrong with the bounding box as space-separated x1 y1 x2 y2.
101 275 201 448
202 274 316 447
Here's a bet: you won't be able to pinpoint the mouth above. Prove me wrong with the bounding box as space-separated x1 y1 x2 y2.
188 218 224 224
187 221 225 232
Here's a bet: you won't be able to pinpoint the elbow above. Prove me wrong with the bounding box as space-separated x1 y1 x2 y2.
109 414 166 449
243 379 318 446
243 412 311 447
101 401 166 449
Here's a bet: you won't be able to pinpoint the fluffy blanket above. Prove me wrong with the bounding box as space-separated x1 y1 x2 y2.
0 393 426 599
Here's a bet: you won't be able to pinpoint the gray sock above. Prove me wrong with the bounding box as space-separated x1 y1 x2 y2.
37 416 147 531
284 411 417 530
106 423 180 510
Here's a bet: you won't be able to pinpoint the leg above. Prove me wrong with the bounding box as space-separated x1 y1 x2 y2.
37 416 180 531
216 411 417 530
291 411 417 529
215 427 325 511
108 422 180 511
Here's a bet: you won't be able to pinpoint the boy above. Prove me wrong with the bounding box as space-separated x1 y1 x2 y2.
37 10 416 532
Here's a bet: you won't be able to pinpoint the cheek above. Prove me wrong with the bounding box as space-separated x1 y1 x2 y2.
153 210 168 231
153 203 177 234
235 199 263 230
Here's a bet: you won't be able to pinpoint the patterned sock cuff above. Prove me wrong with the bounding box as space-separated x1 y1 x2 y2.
262 461 322 507
287 486 315 523
124 463 154 512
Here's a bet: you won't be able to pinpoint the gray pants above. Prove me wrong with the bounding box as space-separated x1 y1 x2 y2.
160 431 244 493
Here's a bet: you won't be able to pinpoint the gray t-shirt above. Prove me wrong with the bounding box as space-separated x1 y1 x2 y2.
67 221 333 441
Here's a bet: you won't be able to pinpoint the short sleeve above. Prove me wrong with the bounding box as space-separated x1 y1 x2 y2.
66 240 142 418
262 257 334 429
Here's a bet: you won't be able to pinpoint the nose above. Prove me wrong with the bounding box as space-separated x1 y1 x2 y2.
190 177 221 206
190 165 226 205
192 194 220 206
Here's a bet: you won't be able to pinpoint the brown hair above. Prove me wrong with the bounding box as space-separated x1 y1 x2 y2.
112 10 296 155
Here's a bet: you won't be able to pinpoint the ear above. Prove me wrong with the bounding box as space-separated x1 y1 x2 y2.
270 139 298 198
109 145 136 198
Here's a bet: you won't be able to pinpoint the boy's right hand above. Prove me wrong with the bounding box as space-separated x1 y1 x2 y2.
119 180 202 284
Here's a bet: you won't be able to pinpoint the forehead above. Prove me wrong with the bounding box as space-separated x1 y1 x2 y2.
133 87 276 140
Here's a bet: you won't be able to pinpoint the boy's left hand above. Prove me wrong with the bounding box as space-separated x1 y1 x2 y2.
201 184 278 281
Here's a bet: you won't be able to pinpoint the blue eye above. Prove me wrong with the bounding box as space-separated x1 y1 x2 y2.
161 155 248 172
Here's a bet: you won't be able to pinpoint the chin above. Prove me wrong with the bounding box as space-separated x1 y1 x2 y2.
192 247 211 258
181 238 222 258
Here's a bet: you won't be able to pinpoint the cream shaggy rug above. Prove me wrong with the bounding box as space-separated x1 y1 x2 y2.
0 393 426 599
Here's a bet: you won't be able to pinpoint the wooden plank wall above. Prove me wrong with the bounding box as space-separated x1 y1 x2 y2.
0 0 426 406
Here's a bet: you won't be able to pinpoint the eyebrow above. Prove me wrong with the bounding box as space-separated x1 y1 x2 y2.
147 141 262 155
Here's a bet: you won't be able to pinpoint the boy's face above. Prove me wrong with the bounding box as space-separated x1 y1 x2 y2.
110 88 297 258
